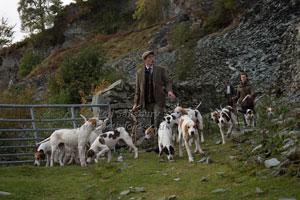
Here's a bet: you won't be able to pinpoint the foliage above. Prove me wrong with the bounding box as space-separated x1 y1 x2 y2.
18 49 41 79
169 22 195 49
0 17 15 49
17 0 63 33
169 23 199 81
77 0 134 35
174 47 195 81
132 0 169 28
48 44 121 104
203 0 236 33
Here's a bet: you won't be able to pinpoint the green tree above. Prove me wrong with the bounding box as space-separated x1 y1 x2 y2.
17 0 63 33
133 0 169 28
0 17 15 49
18 49 41 79
49 45 107 104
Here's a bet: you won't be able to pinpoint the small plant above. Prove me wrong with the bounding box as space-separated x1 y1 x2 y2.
18 49 41 79
169 23 194 49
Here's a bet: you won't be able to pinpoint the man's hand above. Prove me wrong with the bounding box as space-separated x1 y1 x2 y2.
168 91 176 101
132 104 139 111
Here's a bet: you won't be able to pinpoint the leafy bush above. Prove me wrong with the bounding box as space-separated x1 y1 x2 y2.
18 49 41 79
203 0 236 33
173 48 195 81
133 0 169 28
78 0 134 35
169 22 194 48
48 44 121 104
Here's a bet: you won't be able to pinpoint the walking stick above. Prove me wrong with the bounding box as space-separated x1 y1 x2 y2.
129 105 141 146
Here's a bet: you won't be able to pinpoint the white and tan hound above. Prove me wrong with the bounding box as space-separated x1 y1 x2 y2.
211 106 237 144
178 115 204 163
174 106 204 142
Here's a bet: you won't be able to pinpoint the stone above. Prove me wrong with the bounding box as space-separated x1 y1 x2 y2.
264 158 280 168
158 197 167 200
277 199 296 200
120 190 131 196
229 156 237 161
206 157 213 164
215 140 222 145
0 191 11 195
116 156 124 162
286 146 300 161
198 157 206 163
174 178 181 182
256 187 263 194
252 144 263 152
86 184 97 190
135 187 145 192
283 139 295 149
212 189 227 193
200 177 208 182
168 195 177 200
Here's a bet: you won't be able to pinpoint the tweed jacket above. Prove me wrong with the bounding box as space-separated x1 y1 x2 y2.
134 65 172 109
233 81 255 107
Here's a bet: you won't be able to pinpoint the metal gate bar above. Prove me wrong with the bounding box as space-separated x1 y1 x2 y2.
0 104 112 165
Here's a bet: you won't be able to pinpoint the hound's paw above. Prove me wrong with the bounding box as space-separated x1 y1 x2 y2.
134 155 138 159
189 159 194 163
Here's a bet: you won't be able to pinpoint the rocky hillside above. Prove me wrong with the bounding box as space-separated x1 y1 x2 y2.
0 0 300 108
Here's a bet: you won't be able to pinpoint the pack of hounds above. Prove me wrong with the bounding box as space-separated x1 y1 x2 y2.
34 104 274 166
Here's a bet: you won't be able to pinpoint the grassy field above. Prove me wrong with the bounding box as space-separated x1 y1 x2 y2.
0 137 299 200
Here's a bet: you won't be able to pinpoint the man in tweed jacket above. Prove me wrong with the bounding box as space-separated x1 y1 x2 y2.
132 51 175 149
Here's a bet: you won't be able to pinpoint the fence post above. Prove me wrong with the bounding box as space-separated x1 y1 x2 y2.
30 107 39 145
107 104 113 130
71 107 76 128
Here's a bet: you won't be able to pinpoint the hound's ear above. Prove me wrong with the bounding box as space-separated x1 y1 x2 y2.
172 115 176 120
184 123 189 136
40 153 46 160
88 118 97 127
87 150 95 158
169 146 175 155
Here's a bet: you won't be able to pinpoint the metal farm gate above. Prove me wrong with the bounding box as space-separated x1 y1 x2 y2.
0 104 112 165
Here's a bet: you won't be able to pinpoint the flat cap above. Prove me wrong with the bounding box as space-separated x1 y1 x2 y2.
142 51 154 60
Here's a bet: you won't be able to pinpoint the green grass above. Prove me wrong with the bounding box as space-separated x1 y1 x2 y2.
0 138 299 200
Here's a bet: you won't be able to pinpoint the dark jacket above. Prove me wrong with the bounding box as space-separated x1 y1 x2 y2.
134 65 172 109
224 85 235 96
233 81 255 107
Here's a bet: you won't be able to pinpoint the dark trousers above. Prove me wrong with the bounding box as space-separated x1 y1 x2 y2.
145 103 164 148
225 94 233 106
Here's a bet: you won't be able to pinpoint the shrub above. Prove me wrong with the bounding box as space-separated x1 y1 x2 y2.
169 22 194 48
18 49 41 79
48 44 121 104
203 0 236 33
133 0 169 28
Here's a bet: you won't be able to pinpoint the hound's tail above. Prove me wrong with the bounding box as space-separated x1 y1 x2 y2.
36 137 50 145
